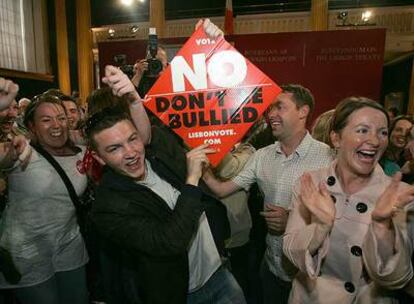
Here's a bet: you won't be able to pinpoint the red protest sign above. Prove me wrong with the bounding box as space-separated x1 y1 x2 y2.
144 26 281 166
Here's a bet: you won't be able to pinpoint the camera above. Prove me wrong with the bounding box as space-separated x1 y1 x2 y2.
144 27 163 78
113 54 134 79
137 27 164 96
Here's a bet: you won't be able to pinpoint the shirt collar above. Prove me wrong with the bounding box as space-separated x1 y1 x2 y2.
274 131 312 157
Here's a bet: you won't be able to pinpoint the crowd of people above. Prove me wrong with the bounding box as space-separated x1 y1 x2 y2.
0 19 414 304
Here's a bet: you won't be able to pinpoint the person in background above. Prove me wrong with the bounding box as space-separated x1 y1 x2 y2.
62 97 82 131
0 80 26 217
131 45 169 97
380 115 413 176
386 106 399 121
17 98 30 117
0 99 19 142
311 109 335 148
213 142 255 298
203 84 333 304
283 97 414 303
16 98 31 134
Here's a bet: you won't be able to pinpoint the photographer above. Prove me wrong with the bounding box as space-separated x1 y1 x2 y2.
131 45 168 97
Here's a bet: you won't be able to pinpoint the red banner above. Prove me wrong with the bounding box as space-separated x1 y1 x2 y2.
144 27 281 166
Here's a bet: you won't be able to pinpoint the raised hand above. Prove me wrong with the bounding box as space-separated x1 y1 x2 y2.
195 18 224 39
371 172 414 224
13 135 31 170
102 65 141 103
299 173 336 226
260 204 288 235
133 59 148 78
0 78 19 112
186 144 216 186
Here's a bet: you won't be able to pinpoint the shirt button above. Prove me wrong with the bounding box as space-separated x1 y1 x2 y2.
327 176 336 186
356 202 368 213
351 245 362 257
344 282 355 293
330 195 336 203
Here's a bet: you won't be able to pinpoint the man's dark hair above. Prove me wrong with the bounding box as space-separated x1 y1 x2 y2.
280 84 315 120
85 106 132 151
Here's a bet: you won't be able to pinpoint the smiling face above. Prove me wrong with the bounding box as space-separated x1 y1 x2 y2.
30 102 69 151
331 106 388 178
0 99 18 135
266 92 308 141
63 100 81 130
390 119 412 149
92 119 146 181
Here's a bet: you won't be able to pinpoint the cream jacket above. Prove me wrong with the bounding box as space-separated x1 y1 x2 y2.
283 162 413 304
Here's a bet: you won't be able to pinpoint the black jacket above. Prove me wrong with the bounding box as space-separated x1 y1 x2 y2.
92 126 230 304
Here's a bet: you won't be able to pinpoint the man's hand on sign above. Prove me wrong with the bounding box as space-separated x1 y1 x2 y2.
260 203 289 235
102 65 142 104
0 78 19 112
186 144 216 186
195 18 224 39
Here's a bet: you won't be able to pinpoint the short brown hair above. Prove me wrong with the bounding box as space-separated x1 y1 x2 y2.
331 96 389 134
281 84 315 119
85 106 132 151
86 87 130 118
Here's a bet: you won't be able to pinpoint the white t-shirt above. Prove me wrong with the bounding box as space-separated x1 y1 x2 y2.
137 160 221 291
0 148 89 288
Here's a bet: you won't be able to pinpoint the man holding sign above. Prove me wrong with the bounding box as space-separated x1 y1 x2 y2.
88 20 246 304
203 85 333 304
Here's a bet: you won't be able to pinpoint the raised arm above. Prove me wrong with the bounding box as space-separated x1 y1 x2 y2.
102 65 151 145
363 172 414 289
203 168 242 198
0 135 31 170
283 173 334 278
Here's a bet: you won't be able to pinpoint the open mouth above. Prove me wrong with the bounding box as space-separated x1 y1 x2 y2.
269 120 282 128
126 158 141 170
50 131 62 137
395 137 406 146
356 149 377 163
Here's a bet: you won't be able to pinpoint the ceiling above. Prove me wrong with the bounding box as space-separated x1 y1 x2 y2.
91 0 414 27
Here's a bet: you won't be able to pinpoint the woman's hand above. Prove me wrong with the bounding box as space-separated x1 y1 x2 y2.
371 172 414 226
299 173 336 226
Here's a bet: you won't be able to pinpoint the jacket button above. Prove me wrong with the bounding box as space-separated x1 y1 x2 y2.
327 176 336 186
330 195 336 203
344 282 355 293
351 245 362 257
356 202 368 213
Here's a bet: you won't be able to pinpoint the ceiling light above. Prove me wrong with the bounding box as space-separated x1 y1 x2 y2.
121 0 133 6
108 28 115 37
130 25 139 34
361 11 372 23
